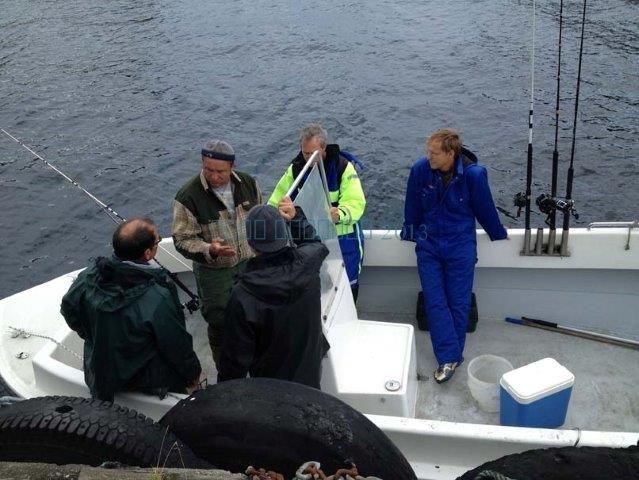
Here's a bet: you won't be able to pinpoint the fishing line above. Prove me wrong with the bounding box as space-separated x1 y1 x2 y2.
1 128 200 313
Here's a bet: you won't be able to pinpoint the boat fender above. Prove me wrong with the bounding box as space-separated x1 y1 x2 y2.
457 445 639 480
0 396 212 469
160 378 416 479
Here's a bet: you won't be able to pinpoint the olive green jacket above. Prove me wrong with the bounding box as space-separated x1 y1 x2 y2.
60 256 201 401
172 170 262 267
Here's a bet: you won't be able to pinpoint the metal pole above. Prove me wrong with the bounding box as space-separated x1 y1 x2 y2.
506 316 639 351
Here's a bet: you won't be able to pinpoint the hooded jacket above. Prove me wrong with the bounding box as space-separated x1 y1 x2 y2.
61 256 201 401
267 144 366 237
218 210 330 389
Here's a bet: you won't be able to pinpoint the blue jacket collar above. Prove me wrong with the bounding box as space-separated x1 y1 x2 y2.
454 154 465 176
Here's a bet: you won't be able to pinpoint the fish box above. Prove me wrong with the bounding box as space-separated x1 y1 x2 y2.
499 358 574 428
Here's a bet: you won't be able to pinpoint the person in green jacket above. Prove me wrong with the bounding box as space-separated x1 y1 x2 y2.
268 124 366 301
172 140 262 368
61 218 201 402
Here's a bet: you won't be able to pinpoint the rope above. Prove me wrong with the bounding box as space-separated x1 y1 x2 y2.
8 326 83 361
474 470 520 480
573 427 582 447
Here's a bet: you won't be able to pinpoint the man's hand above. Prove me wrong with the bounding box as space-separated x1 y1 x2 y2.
278 196 296 221
209 239 236 257
329 206 340 223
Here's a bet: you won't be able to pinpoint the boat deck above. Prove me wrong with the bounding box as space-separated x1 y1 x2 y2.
368 311 639 431
177 272 639 433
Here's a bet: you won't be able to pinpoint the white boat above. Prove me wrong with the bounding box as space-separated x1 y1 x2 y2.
1 157 637 479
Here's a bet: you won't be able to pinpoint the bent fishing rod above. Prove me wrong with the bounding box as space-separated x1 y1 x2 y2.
1 128 200 313
513 0 536 255
559 0 587 256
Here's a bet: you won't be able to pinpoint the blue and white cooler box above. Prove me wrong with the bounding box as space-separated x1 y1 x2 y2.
499 358 574 428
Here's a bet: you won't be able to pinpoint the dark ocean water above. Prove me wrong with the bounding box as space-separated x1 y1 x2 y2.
0 0 637 298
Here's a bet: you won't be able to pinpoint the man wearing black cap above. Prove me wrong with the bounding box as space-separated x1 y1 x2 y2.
217 198 330 389
172 140 262 368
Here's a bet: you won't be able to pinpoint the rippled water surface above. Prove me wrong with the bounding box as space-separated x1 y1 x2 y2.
0 0 637 297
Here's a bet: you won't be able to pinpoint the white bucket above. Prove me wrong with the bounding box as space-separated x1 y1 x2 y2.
467 354 513 413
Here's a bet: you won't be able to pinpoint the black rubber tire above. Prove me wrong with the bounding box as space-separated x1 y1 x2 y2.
456 445 639 480
0 396 212 469
160 378 417 479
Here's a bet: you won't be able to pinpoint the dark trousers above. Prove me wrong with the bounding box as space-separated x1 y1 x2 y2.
123 356 188 400
193 260 247 368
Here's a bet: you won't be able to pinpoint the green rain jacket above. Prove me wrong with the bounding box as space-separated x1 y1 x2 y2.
60 256 201 401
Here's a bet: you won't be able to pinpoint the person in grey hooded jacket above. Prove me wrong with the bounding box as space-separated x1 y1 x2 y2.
217 199 330 389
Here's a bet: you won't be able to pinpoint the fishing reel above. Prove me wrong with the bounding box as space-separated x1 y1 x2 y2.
184 297 201 314
513 192 528 217
536 193 579 225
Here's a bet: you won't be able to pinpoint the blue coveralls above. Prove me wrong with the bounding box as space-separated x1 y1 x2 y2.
324 153 365 293
401 149 507 365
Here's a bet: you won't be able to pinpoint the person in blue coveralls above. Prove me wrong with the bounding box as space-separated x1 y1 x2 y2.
401 129 508 384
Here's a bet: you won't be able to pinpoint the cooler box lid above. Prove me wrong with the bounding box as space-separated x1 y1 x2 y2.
500 358 574 405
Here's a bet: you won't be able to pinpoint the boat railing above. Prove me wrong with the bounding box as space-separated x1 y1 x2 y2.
587 220 638 250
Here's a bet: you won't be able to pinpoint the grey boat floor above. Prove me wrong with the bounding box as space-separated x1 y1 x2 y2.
177 273 639 433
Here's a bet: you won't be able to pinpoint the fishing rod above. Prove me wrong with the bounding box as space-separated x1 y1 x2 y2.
534 0 565 253
559 0 587 256
513 0 536 255
1 128 200 313
547 0 564 254
505 317 639 351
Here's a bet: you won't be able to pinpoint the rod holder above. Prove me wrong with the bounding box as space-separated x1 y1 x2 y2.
523 229 532 255
546 229 557 255
560 229 569 256
534 228 544 255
